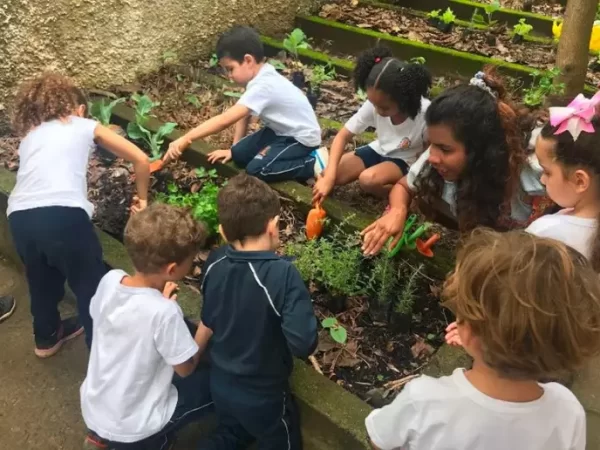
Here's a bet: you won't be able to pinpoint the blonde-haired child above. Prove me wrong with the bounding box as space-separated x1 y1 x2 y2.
369 229 600 450
9 73 150 355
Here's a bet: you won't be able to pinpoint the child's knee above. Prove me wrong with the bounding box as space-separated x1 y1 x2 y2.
358 170 383 189
245 160 268 180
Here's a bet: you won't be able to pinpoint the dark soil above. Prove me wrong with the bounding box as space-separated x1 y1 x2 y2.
477 0 565 16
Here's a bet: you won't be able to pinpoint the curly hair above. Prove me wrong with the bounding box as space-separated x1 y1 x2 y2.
540 116 600 272
11 72 88 137
354 46 432 119
443 229 600 379
416 66 528 231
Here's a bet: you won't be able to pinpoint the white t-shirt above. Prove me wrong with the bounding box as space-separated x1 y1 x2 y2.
366 368 585 450
238 63 321 147
345 98 430 164
8 116 98 218
407 149 545 223
80 270 199 443
526 209 596 259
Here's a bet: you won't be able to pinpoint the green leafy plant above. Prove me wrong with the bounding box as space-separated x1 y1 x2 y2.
321 317 348 344
268 59 287 70
472 0 499 27
441 7 456 24
409 56 426 65
196 167 218 180
130 93 159 125
155 181 222 233
186 94 202 108
283 28 311 59
223 90 243 99
427 9 441 19
308 63 336 91
523 68 565 107
127 121 177 161
394 263 424 315
512 18 533 37
355 87 368 102
88 98 125 126
209 53 219 68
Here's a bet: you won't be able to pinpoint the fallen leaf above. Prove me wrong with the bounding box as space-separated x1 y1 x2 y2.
190 182 201 193
411 336 435 359
357 23 372 28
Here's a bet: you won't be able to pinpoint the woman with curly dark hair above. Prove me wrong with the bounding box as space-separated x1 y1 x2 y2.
8 73 150 355
313 46 432 201
361 67 551 255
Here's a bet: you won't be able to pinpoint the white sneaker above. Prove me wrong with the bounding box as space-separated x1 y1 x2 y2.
311 147 329 177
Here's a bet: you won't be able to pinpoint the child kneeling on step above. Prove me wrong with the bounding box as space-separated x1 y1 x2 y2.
196 173 318 450
164 26 327 183
369 229 600 450
81 204 213 450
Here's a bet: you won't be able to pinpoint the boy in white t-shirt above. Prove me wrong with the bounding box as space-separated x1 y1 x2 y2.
164 26 326 182
368 229 600 450
81 204 213 450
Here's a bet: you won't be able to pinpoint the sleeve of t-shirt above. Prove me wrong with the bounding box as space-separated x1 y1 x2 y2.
406 148 430 192
237 82 271 116
154 304 199 366
365 379 420 449
75 117 99 152
345 101 376 135
280 265 318 358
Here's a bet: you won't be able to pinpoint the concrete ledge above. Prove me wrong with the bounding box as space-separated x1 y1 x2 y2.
0 166 371 449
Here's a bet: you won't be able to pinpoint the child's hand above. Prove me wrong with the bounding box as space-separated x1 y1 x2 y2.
312 173 335 204
207 149 232 164
164 137 191 162
444 321 463 347
130 196 148 214
163 282 178 301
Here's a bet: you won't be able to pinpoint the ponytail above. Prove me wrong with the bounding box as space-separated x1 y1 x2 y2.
354 46 394 91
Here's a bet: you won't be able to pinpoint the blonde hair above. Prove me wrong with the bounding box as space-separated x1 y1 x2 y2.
124 203 206 274
443 228 600 379
11 72 88 136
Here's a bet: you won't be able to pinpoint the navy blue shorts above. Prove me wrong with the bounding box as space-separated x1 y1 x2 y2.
355 145 409 175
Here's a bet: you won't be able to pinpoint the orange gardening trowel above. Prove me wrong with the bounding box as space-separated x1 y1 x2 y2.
149 159 164 173
416 233 441 258
306 201 327 240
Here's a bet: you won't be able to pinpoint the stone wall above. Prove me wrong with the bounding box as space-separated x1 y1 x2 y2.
0 0 318 110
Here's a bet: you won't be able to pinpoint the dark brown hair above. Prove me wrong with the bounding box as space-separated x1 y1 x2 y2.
418 66 529 231
217 173 280 242
443 228 600 379
124 203 206 274
11 72 88 137
540 115 600 271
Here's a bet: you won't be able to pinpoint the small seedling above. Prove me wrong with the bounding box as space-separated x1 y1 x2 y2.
441 8 456 24
196 167 218 179
283 28 311 59
209 53 219 68
427 9 441 19
223 90 243 99
377 374 385 382
308 63 336 91
409 56 426 65
127 121 177 161
523 68 565 107
88 98 125 126
186 94 202 108
355 87 368 102
321 317 348 345
268 59 287 71
512 18 533 42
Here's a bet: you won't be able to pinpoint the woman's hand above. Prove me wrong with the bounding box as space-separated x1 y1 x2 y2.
162 282 178 301
360 207 407 256
444 321 463 347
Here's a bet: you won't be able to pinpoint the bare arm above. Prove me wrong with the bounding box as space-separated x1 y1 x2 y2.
172 322 213 378
94 124 150 203
232 115 251 145
185 104 250 144
312 127 355 203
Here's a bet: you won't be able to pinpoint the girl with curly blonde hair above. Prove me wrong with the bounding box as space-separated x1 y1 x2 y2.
9 72 150 356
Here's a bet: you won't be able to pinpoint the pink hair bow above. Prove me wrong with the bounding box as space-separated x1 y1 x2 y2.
549 91 600 140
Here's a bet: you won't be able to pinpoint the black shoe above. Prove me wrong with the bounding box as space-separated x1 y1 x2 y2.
35 316 84 358
0 295 16 323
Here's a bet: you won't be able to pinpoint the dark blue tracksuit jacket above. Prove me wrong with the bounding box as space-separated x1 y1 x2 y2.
201 245 318 389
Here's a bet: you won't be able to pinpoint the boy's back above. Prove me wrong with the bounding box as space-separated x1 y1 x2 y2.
367 369 585 450
81 269 199 442
201 245 317 386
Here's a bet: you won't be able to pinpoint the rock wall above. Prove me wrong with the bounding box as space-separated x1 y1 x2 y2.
0 0 318 110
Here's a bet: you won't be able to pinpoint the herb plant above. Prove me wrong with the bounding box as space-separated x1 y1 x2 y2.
512 18 533 37
88 98 125 126
441 8 456 24
155 181 222 233
321 317 348 345
394 263 424 315
523 68 565 107
427 9 441 19
308 63 336 90
283 28 311 59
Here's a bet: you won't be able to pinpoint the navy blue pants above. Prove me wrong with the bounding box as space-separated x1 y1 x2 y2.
232 127 317 182
105 365 214 449
197 372 302 450
8 206 107 348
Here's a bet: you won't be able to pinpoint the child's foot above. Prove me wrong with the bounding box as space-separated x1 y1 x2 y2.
35 316 84 358
311 147 329 177
83 431 109 449
0 295 16 323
